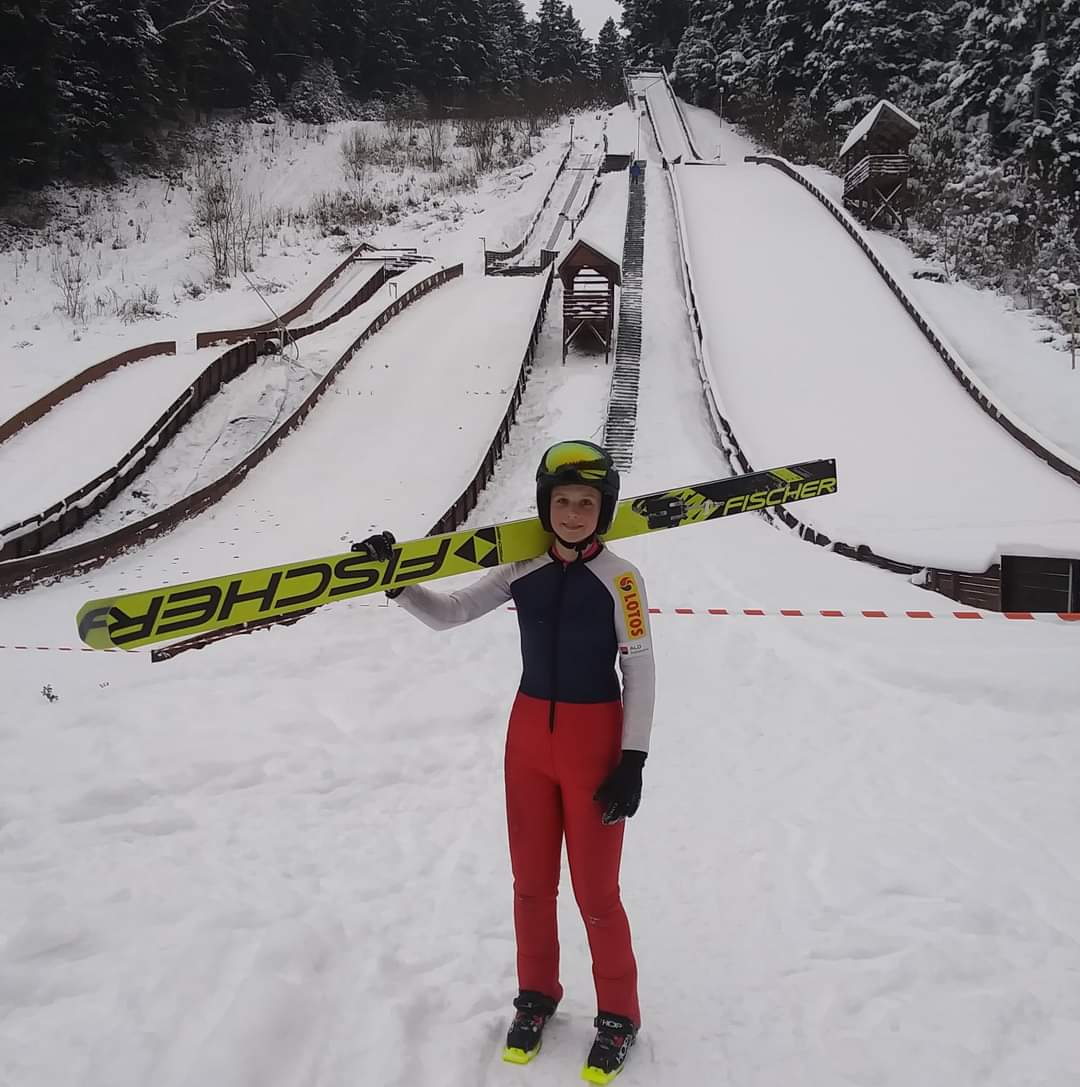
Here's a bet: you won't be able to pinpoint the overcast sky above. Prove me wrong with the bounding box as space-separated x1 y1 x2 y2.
522 0 623 40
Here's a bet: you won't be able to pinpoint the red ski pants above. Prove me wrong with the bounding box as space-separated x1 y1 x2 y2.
504 691 640 1026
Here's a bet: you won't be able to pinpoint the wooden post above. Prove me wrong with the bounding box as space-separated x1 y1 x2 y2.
1064 284 1073 373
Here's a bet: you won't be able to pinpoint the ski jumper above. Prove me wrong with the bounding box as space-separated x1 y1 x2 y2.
395 542 655 1026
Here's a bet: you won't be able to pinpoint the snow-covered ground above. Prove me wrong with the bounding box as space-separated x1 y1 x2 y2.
2 101 1080 1087
0 114 603 554
647 97 1080 573
0 113 602 410
0 345 201 530
46 262 444 548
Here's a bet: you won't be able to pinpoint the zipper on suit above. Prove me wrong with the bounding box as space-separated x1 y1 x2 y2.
549 562 568 732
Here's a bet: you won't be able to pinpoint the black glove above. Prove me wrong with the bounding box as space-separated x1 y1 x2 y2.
350 530 405 598
594 750 647 825
350 530 396 561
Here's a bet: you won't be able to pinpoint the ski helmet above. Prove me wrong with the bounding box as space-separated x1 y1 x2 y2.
536 440 620 535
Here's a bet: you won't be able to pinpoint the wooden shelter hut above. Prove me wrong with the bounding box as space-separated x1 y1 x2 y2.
556 239 621 363
839 100 920 230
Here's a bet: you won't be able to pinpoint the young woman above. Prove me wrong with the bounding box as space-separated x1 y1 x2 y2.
355 440 655 1084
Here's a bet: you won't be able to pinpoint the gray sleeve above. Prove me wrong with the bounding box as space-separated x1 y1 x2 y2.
394 565 514 631
604 559 656 753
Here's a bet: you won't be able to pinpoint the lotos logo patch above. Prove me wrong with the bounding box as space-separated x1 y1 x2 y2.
616 572 646 640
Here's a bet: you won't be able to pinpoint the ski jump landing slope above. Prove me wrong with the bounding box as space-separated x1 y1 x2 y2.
676 164 1080 572
634 73 1080 573
1 274 549 639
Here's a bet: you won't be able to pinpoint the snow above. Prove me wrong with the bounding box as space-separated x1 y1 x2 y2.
0 114 601 407
632 74 695 163
866 233 1080 466
0 345 217 530
561 232 623 279
46 262 446 549
838 99 921 160
658 112 1080 572
603 105 641 158
2 98 1080 1087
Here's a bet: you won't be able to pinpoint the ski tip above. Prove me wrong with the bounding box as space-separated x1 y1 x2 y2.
502 1044 541 1065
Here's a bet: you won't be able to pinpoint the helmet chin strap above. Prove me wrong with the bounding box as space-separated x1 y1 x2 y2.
553 531 597 555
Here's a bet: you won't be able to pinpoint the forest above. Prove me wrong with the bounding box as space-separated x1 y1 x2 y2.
0 0 627 194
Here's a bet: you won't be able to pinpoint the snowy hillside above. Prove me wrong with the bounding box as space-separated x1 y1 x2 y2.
2 97 1080 1087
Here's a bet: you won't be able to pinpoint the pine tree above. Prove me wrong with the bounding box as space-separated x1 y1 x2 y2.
812 1 948 123
285 56 351 122
488 0 533 100
534 0 576 83
755 0 830 101
707 0 770 119
246 75 277 122
939 1 1027 156
53 0 163 172
347 0 417 100
0 0 57 191
671 0 718 106
596 17 627 101
411 0 495 101
620 0 689 68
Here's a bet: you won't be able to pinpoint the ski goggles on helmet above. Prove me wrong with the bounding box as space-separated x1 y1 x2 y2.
538 440 612 480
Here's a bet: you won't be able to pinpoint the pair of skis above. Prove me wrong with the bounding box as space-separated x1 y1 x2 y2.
75 458 837 652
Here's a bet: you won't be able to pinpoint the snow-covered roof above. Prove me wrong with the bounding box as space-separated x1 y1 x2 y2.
839 99 921 159
557 235 622 284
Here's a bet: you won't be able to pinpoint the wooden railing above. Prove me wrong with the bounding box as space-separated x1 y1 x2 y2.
195 241 387 348
430 265 555 534
844 154 909 195
0 265 463 593
0 341 177 447
630 124 1017 607
485 147 572 270
150 266 557 660
749 153 1080 490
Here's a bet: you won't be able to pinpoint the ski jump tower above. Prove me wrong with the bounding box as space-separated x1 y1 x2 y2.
840 100 920 230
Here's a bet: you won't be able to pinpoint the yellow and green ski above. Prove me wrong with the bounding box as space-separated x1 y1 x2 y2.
76 458 836 651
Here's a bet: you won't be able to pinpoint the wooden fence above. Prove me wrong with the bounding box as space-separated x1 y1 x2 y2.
0 266 462 592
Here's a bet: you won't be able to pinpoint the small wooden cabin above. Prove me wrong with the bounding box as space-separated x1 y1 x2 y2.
557 239 621 363
840 100 920 230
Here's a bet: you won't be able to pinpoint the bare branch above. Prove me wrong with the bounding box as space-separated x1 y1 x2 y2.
156 0 234 35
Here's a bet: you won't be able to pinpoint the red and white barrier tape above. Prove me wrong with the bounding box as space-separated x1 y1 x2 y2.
4 607 1078 654
510 606 1080 621
648 608 1080 620
0 644 139 653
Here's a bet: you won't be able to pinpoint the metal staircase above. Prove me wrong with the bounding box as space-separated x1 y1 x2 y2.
602 162 647 469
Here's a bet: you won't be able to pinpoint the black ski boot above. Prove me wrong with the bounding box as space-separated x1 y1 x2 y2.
502 990 559 1065
581 1012 637 1083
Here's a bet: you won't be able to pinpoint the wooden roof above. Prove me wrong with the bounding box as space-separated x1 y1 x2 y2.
839 100 921 159
556 239 622 288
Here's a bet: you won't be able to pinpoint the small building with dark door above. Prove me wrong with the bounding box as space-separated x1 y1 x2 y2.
556 238 621 363
1001 554 1080 613
927 553 1080 614
839 100 920 230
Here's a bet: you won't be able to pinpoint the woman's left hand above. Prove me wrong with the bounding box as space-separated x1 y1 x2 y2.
594 750 647 825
